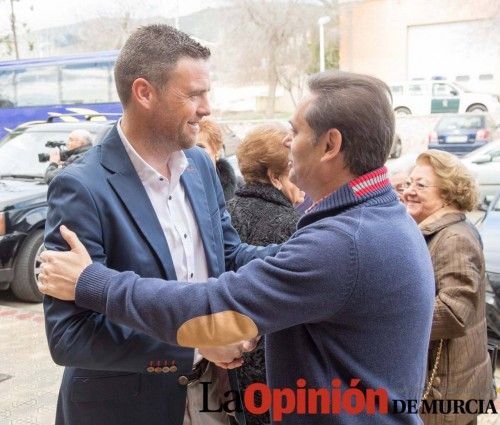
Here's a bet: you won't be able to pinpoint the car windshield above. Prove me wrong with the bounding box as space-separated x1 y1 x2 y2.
463 140 500 159
436 115 484 131
0 130 70 177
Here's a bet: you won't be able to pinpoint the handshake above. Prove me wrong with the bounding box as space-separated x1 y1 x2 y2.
199 338 260 369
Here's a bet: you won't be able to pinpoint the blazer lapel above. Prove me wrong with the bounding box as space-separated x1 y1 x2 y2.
180 159 219 277
100 126 177 279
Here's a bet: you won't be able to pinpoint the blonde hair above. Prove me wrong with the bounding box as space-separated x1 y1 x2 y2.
416 150 479 211
237 124 290 184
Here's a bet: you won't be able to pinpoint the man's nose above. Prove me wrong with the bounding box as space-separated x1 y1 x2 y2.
198 95 211 117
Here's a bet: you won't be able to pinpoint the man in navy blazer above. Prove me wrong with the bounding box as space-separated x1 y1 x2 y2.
43 25 274 425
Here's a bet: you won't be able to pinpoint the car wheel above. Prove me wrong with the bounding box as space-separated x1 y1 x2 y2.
394 107 411 116
466 104 487 112
390 137 403 159
11 229 45 303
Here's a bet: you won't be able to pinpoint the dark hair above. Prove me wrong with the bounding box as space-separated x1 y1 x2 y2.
114 25 211 105
305 71 395 176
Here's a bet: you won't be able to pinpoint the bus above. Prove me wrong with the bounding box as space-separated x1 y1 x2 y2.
0 51 122 139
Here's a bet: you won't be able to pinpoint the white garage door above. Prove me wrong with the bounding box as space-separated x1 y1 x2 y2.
407 20 498 92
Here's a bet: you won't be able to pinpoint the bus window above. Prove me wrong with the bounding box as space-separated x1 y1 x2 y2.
0 70 16 108
61 62 112 104
16 66 59 106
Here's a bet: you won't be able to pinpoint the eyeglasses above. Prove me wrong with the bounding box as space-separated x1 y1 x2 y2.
401 180 439 191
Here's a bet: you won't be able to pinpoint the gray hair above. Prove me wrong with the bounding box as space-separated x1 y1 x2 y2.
305 71 395 176
69 129 93 146
114 25 211 106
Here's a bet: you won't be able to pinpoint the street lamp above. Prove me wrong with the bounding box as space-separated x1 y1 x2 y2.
318 16 331 72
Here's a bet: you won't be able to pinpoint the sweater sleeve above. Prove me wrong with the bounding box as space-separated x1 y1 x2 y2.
76 223 358 347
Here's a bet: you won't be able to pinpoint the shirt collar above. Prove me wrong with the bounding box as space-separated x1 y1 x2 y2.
117 120 188 189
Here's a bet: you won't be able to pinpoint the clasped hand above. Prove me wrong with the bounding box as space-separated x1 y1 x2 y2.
199 339 259 369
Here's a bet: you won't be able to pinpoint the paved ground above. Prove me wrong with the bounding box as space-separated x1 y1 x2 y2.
1 289 500 424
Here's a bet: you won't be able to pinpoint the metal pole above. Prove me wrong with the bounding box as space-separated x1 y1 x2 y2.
318 16 331 73
319 23 325 72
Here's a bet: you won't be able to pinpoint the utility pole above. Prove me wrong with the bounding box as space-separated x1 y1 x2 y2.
9 0 19 59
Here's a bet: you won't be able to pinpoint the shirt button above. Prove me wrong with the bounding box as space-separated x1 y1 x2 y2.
184 234 187 239
159 177 164 181
190 273 194 278
168 195 172 200
178 376 189 386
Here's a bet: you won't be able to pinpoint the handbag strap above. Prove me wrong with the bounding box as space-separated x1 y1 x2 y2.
419 338 444 410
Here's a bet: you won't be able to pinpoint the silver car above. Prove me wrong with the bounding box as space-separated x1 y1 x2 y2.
462 140 500 202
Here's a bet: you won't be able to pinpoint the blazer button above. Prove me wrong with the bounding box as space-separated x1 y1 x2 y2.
162 366 170 373
146 367 155 373
434 377 441 386
170 365 178 373
154 367 162 373
178 375 189 386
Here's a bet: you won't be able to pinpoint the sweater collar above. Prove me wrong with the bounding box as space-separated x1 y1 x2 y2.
299 166 396 228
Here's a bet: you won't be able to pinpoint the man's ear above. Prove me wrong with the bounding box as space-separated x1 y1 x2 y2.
321 128 342 162
131 78 155 110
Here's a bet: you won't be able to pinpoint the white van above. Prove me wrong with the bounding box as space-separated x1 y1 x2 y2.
389 80 500 116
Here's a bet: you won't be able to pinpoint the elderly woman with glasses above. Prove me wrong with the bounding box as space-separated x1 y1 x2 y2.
403 150 494 425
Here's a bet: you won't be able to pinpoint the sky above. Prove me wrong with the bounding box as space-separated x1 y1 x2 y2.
0 0 218 34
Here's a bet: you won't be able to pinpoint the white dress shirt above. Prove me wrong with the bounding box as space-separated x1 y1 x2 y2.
117 122 207 364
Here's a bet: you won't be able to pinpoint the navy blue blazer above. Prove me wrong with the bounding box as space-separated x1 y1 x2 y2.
44 125 274 425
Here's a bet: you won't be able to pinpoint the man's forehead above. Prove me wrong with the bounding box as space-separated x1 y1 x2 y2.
291 94 315 125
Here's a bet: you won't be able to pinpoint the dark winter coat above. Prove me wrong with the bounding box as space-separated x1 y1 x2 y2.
227 183 300 425
216 157 240 201
44 145 91 184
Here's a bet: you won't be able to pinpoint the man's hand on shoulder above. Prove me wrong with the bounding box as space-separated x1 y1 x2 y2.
38 225 92 301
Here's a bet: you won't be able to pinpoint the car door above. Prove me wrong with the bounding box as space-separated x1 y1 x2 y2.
431 83 460 113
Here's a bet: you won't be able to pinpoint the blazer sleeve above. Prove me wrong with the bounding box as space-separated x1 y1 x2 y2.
44 171 193 372
430 232 483 340
75 224 357 347
200 150 280 269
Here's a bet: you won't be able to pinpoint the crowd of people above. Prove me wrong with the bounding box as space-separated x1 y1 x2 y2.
34 24 494 425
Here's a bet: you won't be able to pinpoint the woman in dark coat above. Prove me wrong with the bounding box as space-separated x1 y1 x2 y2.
226 123 304 424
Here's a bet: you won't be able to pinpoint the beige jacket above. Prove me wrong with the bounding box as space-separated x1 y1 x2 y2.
420 211 495 425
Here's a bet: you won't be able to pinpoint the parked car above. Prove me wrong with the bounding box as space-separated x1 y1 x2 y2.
478 193 500 341
428 113 500 156
0 120 112 302
390 80 500 116
461 140 500 203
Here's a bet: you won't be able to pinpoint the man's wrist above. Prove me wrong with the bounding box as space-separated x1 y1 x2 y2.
75 263 110 313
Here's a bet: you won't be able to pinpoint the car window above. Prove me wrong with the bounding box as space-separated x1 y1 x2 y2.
408 84 426 96
390 85 404 95
432 83 457 97
436 115 484 131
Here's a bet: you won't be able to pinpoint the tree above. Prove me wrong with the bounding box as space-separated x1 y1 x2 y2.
221 0 338 116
